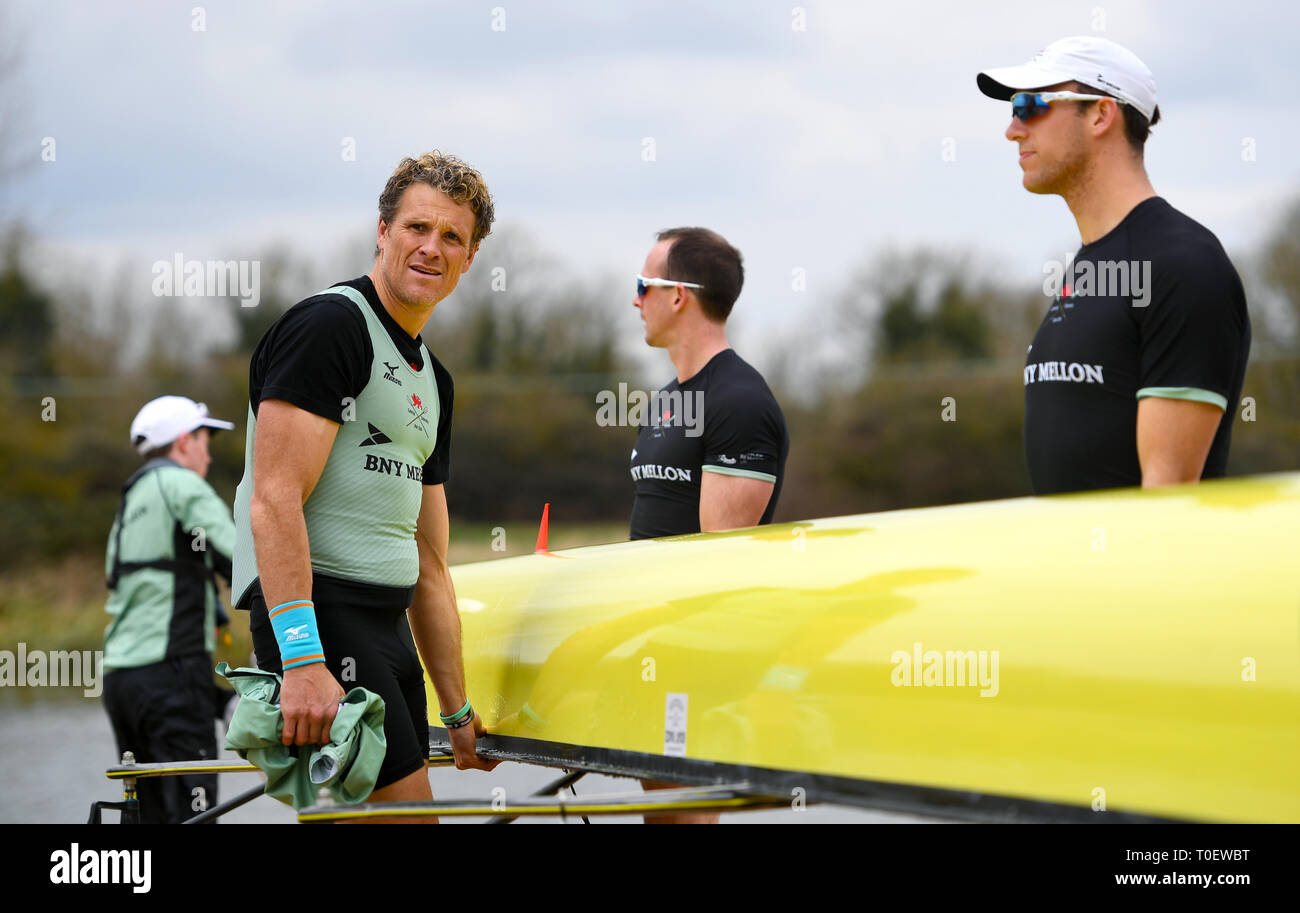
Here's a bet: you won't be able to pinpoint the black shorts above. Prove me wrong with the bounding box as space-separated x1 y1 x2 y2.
247 587 428 791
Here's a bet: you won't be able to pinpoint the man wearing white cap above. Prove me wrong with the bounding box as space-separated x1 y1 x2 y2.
102 395 236 822
978 37 1250 493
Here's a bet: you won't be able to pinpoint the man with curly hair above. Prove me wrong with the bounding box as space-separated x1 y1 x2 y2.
231 152 499 820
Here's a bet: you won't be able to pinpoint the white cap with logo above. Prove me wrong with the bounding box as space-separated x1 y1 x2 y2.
130 395 235 455
977 36 1157 121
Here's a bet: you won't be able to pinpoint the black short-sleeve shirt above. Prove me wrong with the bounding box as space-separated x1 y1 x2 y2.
1023 198 1251 494
629 349 789 539
248 275 454 486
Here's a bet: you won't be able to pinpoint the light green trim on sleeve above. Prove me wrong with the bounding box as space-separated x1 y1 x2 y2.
702 465 777 483
1135 386 1227 411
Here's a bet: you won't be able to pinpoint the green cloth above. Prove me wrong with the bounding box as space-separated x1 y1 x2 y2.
216 663 387 809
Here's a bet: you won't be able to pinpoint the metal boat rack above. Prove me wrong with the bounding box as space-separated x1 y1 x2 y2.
91 745 788 824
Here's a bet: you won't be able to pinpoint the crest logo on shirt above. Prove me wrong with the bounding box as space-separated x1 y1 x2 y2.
406 393 431 437
654 410 676 439
1042 255 1152 307
1048 283 1076 323
594 384 704 438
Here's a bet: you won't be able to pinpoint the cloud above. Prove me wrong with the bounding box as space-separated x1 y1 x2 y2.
7 0 1297 363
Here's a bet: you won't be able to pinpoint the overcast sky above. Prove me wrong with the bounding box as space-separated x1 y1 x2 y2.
6 0 1298 371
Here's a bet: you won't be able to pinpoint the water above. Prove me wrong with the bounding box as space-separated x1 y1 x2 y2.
0 696 931 824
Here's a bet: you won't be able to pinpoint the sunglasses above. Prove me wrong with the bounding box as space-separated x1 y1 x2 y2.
1010 91 1128 121
636 274 705 297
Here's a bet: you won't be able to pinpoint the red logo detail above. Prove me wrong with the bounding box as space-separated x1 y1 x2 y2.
1063 284 1073 298
412 395 423 409
662 411 672 422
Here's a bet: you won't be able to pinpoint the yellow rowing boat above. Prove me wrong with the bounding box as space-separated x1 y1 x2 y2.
429 473 1300 822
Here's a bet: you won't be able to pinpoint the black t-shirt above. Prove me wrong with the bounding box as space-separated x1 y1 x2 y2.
1024 197 1251 494
629 349 789 539
244 275 454 609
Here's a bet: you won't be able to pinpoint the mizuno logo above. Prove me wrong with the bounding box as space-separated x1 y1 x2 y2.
718 455 736 465
382 362 402 386
284 625 309 642
358 423 393 447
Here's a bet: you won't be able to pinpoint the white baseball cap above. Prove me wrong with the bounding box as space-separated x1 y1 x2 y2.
130 395 235 455
977 36 1157 121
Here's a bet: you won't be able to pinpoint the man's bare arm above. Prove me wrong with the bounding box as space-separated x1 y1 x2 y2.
407 483 498 770
699 471 775 532
1136 396 1223 487
249 398 345 745
250 399 337 605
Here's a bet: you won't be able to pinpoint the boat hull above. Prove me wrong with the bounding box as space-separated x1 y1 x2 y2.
429 473 1300 822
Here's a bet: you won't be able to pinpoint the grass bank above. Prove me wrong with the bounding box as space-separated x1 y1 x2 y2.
0 521 629 662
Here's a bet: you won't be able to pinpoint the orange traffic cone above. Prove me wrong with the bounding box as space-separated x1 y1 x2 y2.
534 502 551 554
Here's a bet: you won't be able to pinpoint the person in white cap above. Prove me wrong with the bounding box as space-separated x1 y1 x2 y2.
102 395 237 822
978 36 1250 494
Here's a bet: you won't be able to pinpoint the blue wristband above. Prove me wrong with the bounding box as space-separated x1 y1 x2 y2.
268 599 325 670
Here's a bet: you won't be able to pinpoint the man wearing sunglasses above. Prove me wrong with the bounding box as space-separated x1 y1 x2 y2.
629 227 789 822
978 36 1250 494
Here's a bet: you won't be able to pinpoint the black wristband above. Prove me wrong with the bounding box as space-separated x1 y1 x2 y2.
445 708 476 730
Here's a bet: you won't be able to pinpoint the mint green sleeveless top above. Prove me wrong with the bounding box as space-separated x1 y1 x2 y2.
231 286 440 603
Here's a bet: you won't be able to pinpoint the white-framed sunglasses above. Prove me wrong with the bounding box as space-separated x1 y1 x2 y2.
1010 91 1129 121
636 274 705 297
